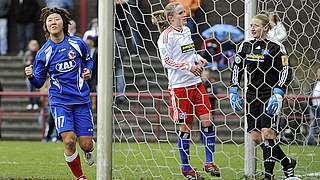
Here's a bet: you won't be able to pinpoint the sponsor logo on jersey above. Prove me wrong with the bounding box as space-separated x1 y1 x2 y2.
56 60 77 72
181 43 195 53
179 112 186 119
235 56 241 64
68 50 76 59
246 54 265 62
281 55 288 66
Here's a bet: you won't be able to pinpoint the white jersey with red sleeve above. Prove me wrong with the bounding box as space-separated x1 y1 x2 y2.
157 26 202 89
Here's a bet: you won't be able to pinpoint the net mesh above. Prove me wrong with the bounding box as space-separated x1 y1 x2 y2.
112 0 320 179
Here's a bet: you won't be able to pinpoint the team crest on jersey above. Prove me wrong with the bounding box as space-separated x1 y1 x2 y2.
68 50 76 59
56 60 77 72
179 113 186 119
162 49 167 55
235 56 241 64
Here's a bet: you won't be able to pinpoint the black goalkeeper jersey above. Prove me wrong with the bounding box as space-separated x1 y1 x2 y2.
230 38 292 99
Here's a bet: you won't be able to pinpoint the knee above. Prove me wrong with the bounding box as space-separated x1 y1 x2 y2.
200 113 212 127
80 139 93 152
63 137 76 151
261 128 277 139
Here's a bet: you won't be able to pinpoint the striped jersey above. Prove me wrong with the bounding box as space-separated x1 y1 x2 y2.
231 38 292 97
29 35 94 105
157 25 202 88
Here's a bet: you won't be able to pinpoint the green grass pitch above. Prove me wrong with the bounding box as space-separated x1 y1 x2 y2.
0 141 319 179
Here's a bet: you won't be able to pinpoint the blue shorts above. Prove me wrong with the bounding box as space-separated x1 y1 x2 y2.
50 103 94 136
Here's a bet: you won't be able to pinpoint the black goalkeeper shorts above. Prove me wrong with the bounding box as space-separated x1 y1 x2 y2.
246 94 280 133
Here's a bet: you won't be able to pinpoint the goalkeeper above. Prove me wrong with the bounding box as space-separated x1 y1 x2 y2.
229 13 295 179
152 2 220 179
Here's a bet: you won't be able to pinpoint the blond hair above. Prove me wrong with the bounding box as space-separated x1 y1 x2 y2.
28 40 39 51
254 13 273 31
151 2 180 32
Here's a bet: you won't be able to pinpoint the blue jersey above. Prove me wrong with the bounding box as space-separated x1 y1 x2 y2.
29 35 94 105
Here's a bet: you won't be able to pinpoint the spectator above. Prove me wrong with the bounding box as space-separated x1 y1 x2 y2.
267 8 287 42
201 32 221 70
306 67 320 145
0 79 2 102
127 0 143 55
201 69 218 115
114 0 127 102
169 0 201 34
83 18 98 42
39 78 62 143
45 0 73 13
68 20 80 37
24 40 40 110
221 38 236 68
16 0 39 56
86 36 98 110
0 0 11 56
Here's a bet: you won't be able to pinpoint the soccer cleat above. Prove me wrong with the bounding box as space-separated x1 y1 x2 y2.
77 175 87 180
262 174 274 180
283 158 296 178
204 163 221 177
81 140 95 166
181 168 204 180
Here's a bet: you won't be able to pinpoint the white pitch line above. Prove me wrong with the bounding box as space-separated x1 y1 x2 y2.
296 172 320 177
0 161 66 166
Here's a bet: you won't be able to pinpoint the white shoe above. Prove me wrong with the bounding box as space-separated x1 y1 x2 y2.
33 104 39 110
26 104 32 110
81 140 95 166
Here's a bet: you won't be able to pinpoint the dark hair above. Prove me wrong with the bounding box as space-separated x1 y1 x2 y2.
40 7 72 40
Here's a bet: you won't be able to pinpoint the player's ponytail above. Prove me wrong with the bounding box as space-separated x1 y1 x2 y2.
152 10 168 33
254 13 274 31
152 2 180 33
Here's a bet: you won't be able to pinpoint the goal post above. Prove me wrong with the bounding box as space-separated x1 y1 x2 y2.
244 0 257 178
97 0 113 180
95 0 320 179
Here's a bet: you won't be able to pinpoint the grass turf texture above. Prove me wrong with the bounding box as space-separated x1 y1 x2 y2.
0 141 319 179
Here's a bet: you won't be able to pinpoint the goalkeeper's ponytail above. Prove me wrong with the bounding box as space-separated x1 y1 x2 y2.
254 13 274 32
152 2 181 33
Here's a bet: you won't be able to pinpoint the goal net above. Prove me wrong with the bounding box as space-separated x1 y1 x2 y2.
111 0 320 179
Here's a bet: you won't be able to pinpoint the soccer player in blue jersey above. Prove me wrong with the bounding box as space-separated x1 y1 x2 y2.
25 8 94 180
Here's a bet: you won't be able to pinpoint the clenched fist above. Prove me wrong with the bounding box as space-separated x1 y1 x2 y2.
25 65 33 78
82 68 91 80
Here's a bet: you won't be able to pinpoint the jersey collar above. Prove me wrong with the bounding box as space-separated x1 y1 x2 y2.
170 25 183 33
